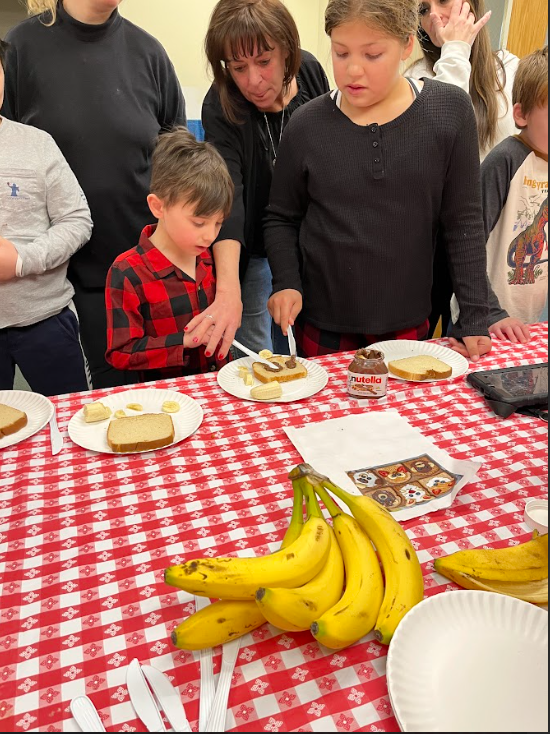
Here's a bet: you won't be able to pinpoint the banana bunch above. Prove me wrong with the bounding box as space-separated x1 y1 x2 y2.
296 465 424 647
434 532 548 604
166 465 424 651
256 481 346 633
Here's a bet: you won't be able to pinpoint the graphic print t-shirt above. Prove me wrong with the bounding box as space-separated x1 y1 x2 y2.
483 136 548 324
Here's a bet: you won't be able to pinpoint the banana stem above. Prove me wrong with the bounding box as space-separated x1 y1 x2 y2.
321 479 352 507
302 479 323 519
289 479 305 527
312 483 342 518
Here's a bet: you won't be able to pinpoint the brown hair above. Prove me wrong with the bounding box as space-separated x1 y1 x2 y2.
513 46 548 118
325 0 418 42
150 128 234 218
26 0 57 26
0 39 8 71
417 0 507 152
205 0 301 124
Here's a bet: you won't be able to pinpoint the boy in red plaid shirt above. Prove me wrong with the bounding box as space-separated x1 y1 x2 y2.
105 128 234 383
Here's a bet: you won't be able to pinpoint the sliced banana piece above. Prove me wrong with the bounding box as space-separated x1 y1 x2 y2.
114 410 127 419
126 403 143 412
162 401 181 414
258 349 274 359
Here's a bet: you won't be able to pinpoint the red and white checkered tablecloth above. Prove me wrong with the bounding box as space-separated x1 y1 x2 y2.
1 324 548 733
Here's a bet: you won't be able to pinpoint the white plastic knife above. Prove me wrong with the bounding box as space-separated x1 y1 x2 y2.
195 595 216 732
141 665 192 733
70 695 106 732
204 637 241 732
127 658 166 732
287 324 297 359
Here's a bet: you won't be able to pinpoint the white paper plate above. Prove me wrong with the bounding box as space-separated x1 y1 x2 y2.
68 388 203 455
368 340 469 382
217 357 329 403
0 390 55 451
387 591 548 732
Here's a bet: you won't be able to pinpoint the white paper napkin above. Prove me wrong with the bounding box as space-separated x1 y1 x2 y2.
285 410 482 521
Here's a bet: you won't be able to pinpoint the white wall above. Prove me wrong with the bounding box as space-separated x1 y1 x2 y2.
119 0 332 120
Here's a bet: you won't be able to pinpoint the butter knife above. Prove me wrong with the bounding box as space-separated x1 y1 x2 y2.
231 339 275 368
287 324 297 360
127 658 166 732
204 637 241 732
195 596 216 731
141 665 192 733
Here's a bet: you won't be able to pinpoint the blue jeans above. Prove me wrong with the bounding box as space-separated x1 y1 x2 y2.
235 256 288 356
0 307 88 396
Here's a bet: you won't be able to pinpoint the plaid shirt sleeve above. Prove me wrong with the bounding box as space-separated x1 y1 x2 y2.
105 263 186 372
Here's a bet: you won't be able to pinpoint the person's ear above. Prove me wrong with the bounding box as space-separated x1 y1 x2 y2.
148 193 164 219
513 102 528 129
402 34 416 62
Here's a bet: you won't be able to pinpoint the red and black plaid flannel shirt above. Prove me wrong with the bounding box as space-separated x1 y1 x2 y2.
105 225 227 381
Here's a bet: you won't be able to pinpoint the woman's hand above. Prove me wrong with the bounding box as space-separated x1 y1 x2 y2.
268 289 303 336
431 0 492 47
185 289 243 360
0 237 19 282
448 335 493 361
489 317 531 344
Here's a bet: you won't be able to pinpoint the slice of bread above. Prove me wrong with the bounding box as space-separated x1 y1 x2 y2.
107 413 175 453
252 355 308 384
388 356 453 381
0 404 28 438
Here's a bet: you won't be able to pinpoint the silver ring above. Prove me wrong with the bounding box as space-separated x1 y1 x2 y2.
204 315 215 320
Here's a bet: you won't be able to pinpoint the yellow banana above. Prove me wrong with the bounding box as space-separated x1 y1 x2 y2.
171 600 265 650
434 532 548 583
294 464 424 646
256 484 345 632
165 513 331 600
309 486 384 649
280 478 305 549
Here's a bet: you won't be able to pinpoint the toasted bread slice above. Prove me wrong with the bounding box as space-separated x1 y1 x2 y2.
252 355 308 384
388 356 453 381
107 413 175 453
0 404 28 438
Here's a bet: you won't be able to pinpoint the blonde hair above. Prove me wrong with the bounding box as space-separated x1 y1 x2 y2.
325 0 418 42
417 0 507 152
27 0 57 25
205 0 301 125
150 128 234 218
513 46 548 118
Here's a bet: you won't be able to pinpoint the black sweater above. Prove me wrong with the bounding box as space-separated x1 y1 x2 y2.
202 50 329 267
264 81 489 339
2 5 186 289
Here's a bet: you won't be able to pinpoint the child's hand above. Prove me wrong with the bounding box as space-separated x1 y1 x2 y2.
184 324 216 351
431 0 492 47
0 237 19 282
268 289 303 336
448 335 493 362
489 318 531 344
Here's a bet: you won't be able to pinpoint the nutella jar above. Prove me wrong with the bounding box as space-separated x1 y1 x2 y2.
347 349 388 399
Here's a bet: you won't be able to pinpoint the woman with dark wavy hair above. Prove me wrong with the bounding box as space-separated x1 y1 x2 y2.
185 0 329 360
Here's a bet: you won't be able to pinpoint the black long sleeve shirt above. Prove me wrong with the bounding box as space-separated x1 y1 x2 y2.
2 4 186 289
264 81 489 339
202 50 329 268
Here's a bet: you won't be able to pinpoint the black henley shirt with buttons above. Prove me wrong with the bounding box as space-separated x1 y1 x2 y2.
264 80 489 339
